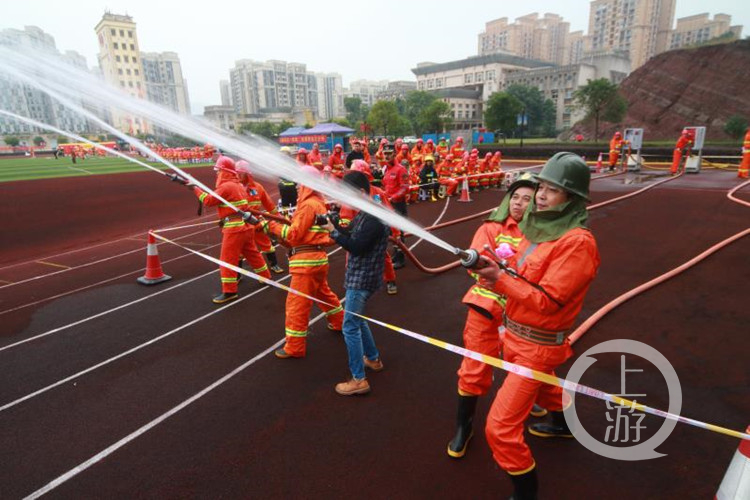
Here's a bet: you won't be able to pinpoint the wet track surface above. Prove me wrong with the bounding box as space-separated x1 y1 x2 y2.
0 165 748 498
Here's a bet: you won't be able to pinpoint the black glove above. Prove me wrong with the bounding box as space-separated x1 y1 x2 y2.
314 214 329 226
241 211 259 225
168 173 190 185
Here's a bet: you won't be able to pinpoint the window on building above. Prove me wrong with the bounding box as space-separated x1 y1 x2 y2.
128 30 133 38
118 68 123 75
475 72 483 82
457 111 463 119
465 73 473 84
116 55 121 62
132 57 137 63
134 69 139 75
120 81 125 87
113 42 118 49
111 29 116 36
130 44 135 50
126 69 131 75
124 55 129 62
128 81 133 88
418 81 425 90
136 82 141 89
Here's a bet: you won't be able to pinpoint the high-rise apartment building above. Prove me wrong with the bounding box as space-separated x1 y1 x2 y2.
587 0 675 69
219 80 232 107
668 13 742 50
94 13 148 133
0 26 91 135
229 59 344 122
345 80 389 107
141 51 191 115
478 13 583 65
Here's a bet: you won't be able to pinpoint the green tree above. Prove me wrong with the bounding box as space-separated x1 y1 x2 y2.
4 136 20 147
33 136 45 147
344 97 364 124
724 115 748 140
239 121 276 138
418 100 453 134
573 79 627 142
331 117 352 128
506 84 557 136
367 101 403 136
404 91 437 135
484 92 524 134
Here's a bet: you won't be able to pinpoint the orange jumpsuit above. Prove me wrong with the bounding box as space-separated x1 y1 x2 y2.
450 143 465 162
410 144 426 166
328 148 346 178
194 172 271 293
438 160 459 196
608 135 624 168
738 130 750 179
436 143 449 158
485 227 600 474
490 153 503 187
459 217 523 396
671 133 693 174
267 185 344 357
308 148 324 170
243 179 278 254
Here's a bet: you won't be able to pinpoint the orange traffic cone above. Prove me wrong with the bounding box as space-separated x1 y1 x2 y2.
715 427 750 499
137 231 172 285
596 152 603 173
457 176 472 203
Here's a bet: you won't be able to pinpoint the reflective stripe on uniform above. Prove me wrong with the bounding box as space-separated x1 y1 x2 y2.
281 225 290 239
199 192 208 203
470 286 507 307
325 305 343 316
288 258 328 267
309 225 328 233
223 220 246 229
495 234 523 247
220 200 247 208
253 264 268 273
221 277 238 283
285 327 307 337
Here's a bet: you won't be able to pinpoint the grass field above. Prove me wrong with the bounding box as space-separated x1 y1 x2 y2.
0 156 212 183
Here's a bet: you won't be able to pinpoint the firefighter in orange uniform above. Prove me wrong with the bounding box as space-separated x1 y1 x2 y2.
608 131 624 171
264 166 344 358
448 173 544 459
411 138 426 166
474 152 600 500
438 154 459 197
450 136 466 159
436 138 449 158
737 127 749 179
328 144 346 178
235 160 284 274
296 148 312 166
395 143 412 166
670 128 694 174
191 156 272 304
308 143 324 170
424 139 436 156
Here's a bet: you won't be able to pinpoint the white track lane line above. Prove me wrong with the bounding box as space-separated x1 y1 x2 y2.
408 196 451 252
0 225 218 291
0 212 217 272
0 240 221 316
2 247 343 413
0 269 215 353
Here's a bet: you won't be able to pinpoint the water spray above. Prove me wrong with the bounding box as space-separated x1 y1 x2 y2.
0 47 466 258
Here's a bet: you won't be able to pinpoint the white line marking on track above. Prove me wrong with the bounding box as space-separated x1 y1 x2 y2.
35 260 72 270
408 196 451 252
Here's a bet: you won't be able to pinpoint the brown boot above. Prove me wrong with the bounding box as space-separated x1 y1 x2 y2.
363 357 384 372
335 378 371 396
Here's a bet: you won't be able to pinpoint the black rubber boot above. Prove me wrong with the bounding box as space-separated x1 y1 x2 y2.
528 410 573 438
212 292 238 305
529 404 548 418
447 394 478 458
266 251 284 274
508 468 538 500
392 248 406 269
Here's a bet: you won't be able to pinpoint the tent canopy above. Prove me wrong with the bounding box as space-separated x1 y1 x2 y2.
279 126 307 137
304 123 354 134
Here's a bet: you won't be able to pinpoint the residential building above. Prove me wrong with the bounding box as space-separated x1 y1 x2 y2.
203 105 235 131
376 81 417 101
141 51 191 115
94 12 148 134
0 26 91 135
504 50 630 129
219 80 232 107
345 79 389 107
587 0 675 69
478 13 584 65
668 13 743 50
229 58 343 123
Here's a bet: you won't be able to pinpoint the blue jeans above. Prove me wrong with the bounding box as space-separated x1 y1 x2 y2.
343 288 379 380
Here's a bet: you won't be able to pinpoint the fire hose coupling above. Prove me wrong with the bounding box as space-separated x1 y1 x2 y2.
314 210 340 226
241 211 259 225
168 173 189 185
458 248 481 269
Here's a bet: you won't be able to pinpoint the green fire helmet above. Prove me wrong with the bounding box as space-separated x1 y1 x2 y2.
535 152 591 201
507 171 538 193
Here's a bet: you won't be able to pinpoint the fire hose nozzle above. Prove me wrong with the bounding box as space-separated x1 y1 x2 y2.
459 248 480 269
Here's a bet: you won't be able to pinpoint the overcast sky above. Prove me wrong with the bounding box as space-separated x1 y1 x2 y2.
1 0 747 114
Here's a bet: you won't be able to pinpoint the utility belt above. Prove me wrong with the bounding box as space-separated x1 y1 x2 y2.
504 315 567 346
289 244 324 256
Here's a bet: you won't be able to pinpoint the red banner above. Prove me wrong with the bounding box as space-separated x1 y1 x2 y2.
279 135 327 144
